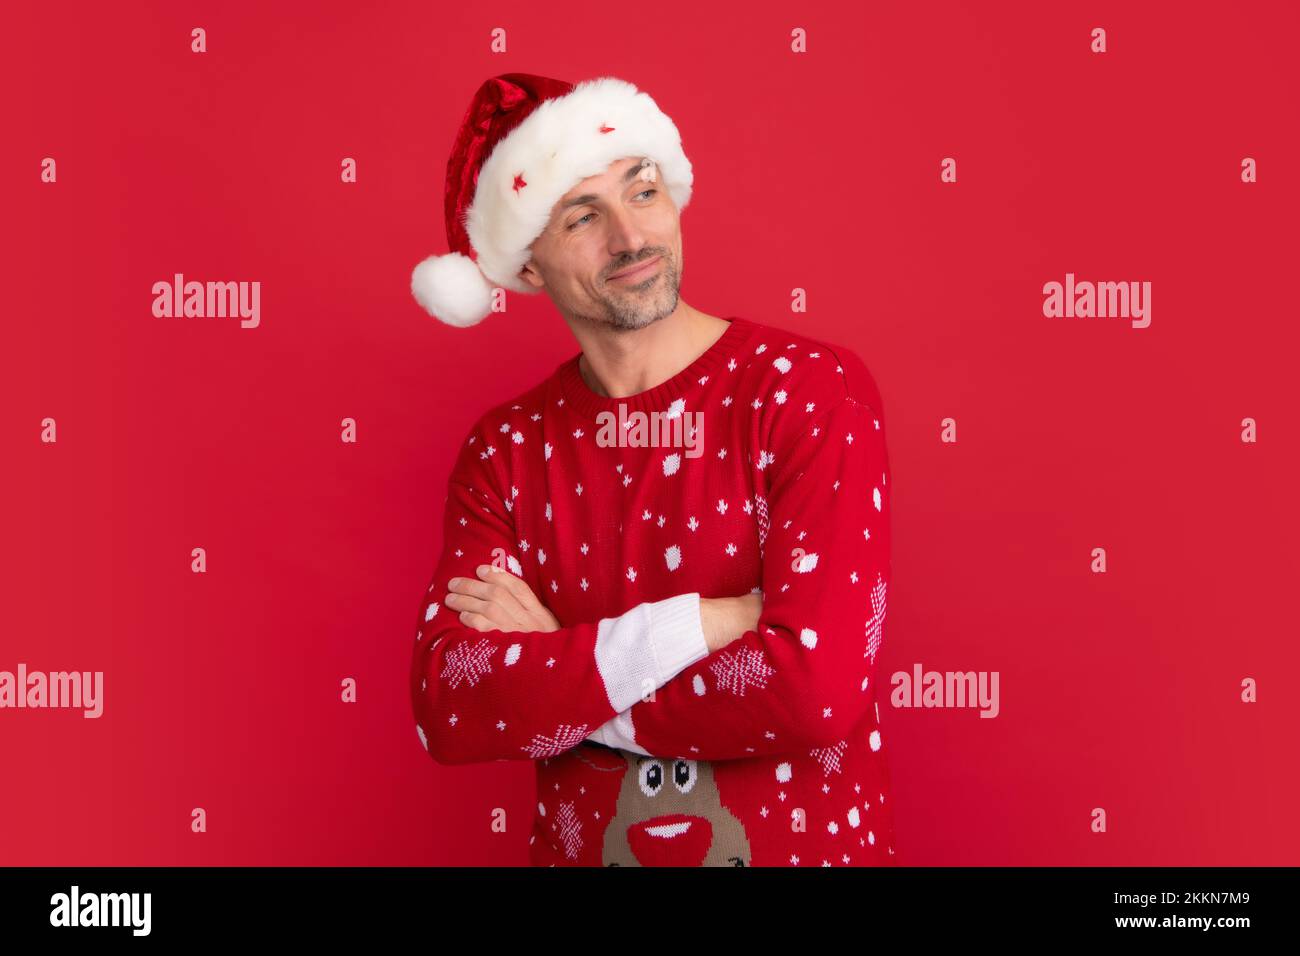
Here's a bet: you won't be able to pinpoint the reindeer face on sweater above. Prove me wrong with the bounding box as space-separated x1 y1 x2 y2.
602 753 752 867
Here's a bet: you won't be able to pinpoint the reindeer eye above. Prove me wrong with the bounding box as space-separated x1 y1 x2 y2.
639 760 664 796
673 760 697 794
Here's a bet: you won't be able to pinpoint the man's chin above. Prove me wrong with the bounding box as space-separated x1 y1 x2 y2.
606 296 677 331
606 313 660 332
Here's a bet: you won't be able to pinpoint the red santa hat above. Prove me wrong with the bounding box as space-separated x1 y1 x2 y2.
410 73 694 328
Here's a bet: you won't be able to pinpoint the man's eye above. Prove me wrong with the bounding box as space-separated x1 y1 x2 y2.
567 190 656 230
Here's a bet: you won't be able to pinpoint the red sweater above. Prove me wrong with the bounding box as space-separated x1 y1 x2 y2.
411 316 897 866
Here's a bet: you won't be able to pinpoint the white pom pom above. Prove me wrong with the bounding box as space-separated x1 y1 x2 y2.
410 252 494 328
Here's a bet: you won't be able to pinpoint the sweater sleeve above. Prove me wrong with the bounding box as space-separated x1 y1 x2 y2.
410 423 710 766
586 390 891 760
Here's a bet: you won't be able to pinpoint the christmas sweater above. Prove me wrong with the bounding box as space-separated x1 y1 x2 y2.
411 316 897 866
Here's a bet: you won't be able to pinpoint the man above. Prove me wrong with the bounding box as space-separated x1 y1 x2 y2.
409 73 896 866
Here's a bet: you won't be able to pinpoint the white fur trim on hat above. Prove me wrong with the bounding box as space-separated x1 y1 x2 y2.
410 252 495 328
466 76 693 297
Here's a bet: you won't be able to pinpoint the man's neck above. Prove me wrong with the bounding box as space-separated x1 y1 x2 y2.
571 304 730 399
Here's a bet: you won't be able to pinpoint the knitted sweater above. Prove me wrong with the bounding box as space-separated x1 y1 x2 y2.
411 316 897 866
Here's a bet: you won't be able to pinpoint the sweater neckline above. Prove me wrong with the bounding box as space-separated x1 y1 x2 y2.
556 316 755 419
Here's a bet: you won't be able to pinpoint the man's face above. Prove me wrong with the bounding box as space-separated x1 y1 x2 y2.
519 156 683 331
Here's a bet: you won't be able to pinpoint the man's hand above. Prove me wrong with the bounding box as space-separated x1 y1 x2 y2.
445 565 562 633
700 592 762 652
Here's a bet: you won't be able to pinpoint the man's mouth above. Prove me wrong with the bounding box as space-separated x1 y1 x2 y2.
608 255 662 283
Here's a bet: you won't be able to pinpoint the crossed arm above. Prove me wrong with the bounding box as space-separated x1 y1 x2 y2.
409 431 763 765
419 390 890 763
444 567 757 659
579 395 891 761
443 568 760 753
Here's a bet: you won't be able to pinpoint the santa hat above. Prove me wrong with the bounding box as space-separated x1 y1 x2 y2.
410 73 694 328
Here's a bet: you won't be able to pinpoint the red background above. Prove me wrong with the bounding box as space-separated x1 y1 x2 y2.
4 0 1297 865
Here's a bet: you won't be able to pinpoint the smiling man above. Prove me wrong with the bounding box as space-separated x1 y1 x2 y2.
408 73 897 867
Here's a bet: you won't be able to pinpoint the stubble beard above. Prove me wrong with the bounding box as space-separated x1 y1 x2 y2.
594 252 680 332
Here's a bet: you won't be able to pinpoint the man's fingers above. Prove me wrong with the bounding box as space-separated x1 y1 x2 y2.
474 565 549 616
447 573 530 628
457 610 497 632
447 575 502 602
448 566 554 631
452 592 521 630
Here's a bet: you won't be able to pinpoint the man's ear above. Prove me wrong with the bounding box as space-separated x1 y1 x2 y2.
518 255 545 290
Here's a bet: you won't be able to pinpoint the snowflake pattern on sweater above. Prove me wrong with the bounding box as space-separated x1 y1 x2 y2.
411 317 897 866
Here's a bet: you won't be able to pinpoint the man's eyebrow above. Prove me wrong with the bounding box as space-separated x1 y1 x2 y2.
559 158 648 209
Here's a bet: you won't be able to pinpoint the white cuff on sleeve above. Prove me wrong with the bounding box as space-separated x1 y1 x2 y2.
593 592 708 714
585 709 651 755
647 591 710 682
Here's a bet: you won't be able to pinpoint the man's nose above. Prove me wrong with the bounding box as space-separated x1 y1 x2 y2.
604 204 648 258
